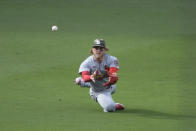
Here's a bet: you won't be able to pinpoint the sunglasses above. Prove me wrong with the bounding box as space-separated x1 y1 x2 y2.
93 46 105 51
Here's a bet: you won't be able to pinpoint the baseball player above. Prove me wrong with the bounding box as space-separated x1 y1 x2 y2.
75 39 124 112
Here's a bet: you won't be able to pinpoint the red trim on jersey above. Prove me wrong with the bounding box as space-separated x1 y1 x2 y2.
103 67 118 87
82 71 91 82
109 67 118 73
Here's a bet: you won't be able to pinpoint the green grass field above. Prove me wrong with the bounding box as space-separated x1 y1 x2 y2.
0 0 196 131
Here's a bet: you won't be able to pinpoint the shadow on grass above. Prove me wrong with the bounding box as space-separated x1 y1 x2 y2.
117 108 196 120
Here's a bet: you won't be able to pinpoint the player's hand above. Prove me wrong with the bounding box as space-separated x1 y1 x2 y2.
103 73 118 87
90 70 98 82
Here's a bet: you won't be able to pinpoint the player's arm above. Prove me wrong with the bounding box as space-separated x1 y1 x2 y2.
103 67 118 87
82 70 98 82
79 60 93 82
81 71 91 82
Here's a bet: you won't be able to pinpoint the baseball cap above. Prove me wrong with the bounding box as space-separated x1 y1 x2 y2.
92 39 106 48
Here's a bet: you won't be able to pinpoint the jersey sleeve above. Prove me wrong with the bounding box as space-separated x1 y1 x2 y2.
109 56 119 69
79 60 90 74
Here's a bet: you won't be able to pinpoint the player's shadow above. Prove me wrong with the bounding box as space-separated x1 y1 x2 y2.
119 108 196 120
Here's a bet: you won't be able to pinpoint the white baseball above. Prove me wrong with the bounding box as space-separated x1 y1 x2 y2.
52 25 58 31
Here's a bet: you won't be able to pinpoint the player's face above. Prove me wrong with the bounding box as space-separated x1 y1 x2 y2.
92 47 106 59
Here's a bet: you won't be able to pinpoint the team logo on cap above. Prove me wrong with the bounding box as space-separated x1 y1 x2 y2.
95 39 101 45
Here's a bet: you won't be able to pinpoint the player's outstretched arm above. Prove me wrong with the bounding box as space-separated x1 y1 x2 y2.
82 70 98 82
103 67 118 87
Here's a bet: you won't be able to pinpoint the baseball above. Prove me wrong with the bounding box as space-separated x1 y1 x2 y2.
51 25 58 31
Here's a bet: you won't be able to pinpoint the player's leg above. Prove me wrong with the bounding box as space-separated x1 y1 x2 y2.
89 87 125 112
75 77 91 88
97 92 116 112
110 85 116 94
109 85 125 110
89 88 98 101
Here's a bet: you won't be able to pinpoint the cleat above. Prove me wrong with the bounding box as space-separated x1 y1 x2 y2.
75 77 91 88
115 103 125 110
75 77 82 85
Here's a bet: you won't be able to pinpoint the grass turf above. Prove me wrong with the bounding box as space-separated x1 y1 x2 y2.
0 0 196 131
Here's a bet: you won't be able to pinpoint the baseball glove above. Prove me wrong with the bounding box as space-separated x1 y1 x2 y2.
103 66 118 87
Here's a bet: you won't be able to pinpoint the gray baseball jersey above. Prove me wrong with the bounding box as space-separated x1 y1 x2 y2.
79 54 119 92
